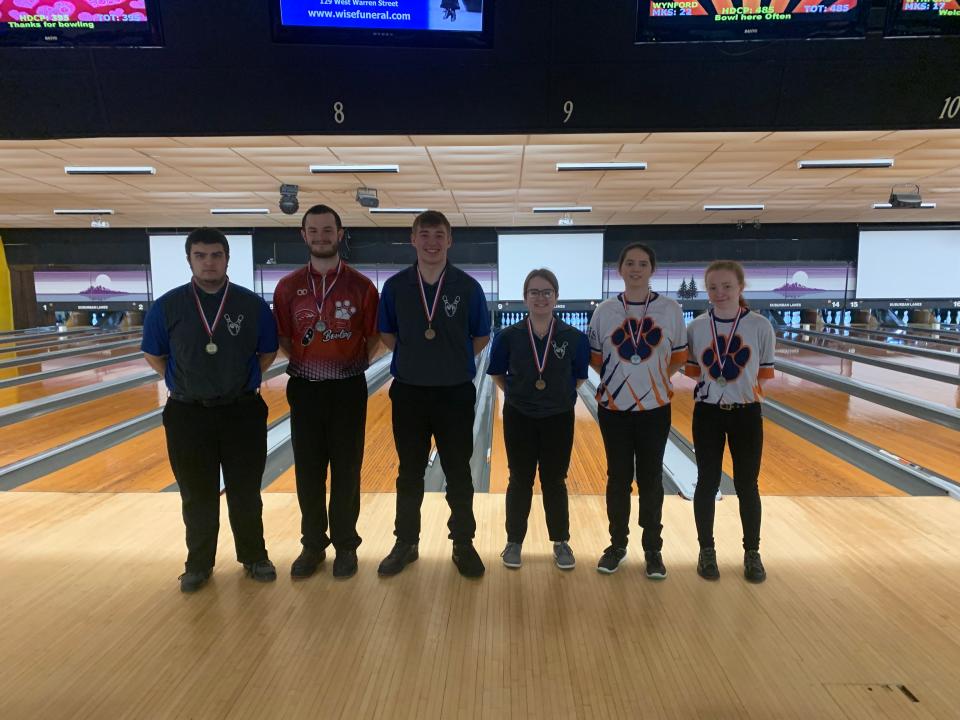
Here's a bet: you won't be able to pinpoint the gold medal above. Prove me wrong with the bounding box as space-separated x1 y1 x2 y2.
424 327 436 340
535 378 546 390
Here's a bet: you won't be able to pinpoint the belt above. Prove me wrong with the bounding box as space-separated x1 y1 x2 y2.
169 390 259 407
706 401 760 411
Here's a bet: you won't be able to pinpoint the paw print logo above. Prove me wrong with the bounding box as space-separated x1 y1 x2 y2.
701 334 751 383
611 317 662 363
334 300 357 320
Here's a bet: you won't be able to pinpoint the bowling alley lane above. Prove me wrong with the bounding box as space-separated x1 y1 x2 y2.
778 331 960 375
11 374 290 493
0 357 149 408
776 344 960 408
0 380 168 467
670 375 904 497
743 368 958 484
0 342 142 375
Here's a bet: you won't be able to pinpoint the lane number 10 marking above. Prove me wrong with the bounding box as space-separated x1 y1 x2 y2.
940 96 960 121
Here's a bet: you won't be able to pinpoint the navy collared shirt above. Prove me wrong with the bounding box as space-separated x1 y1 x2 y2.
141 281 279 400
378 263 491 386
488 318 590 418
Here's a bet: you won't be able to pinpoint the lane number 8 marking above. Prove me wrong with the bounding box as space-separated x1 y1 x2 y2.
334 101 345 124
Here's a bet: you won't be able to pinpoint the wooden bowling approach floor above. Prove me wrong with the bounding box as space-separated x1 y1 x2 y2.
2 491 959 720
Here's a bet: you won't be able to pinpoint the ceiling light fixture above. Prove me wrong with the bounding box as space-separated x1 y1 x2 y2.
872 202 937 209
210 208 271 215
704 204 765 212
532 206 592 213
64 166 156 175
556 162 647 172
797 159 894 169
309 164 399 174
53 209 115 215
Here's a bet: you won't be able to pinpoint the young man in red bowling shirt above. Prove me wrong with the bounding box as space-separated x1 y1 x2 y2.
273 204 380 579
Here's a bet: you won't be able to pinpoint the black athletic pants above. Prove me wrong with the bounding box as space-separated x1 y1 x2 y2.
502 404 574 544
692 402 763 552
287 374 367 553
597 404 672 551
162 394 269 573
390 380 477 545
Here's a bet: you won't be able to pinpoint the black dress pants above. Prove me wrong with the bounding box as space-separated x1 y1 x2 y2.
692 402 763 552
502 404 574 544
597 404 672 551
162 395 269 573
287 374 367 553
390 380 477 544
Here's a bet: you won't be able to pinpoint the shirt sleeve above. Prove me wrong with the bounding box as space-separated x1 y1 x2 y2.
363 280 379 338
468 281 491 339
573 331 590 380
377 280 398 335
587 306 603 353
487 330 509 375
140 300 169 356
272 278 292 339
257 298 280 354
758 315 776 379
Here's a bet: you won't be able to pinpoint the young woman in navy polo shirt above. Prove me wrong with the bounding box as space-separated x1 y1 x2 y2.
488 269 590 570
684 260 775 583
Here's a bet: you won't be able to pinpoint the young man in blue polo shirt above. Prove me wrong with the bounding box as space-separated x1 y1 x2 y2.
376 211 491 578
142 227 279 593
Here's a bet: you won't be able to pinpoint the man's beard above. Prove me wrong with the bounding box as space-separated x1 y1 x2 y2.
309 241 339 259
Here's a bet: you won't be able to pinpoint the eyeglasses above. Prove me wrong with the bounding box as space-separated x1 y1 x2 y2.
526 289 556 299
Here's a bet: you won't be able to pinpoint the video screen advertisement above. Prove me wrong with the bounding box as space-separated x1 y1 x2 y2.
0 0 162 46
637 0 866 41
272 0 492 47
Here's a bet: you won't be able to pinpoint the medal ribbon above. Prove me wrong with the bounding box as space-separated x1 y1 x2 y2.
417 266 446 328
621 291 652 355
191 278 230 344
307 260 342 323
709 308 744 376
526 316 556 380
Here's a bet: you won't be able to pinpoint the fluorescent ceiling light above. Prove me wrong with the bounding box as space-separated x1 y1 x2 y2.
53 208 115 215
703 204 765 212
64 166 156 175
556 162 647 172
309 164 399 174
210 208 271 215
368 208 428 214
532 206 592 213
797 159 894 169
872 202 937 209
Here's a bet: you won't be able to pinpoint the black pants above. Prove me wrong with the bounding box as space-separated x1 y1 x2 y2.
390 380 477 544
692 402 763 552
162 395 269 573
287 374 367 553
597 404 672 551
502 404 574 543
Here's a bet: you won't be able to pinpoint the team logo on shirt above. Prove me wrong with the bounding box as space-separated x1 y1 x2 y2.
296 288 308 296
612 317 662 363
443 294 461 317
701 334 751 383
224 314 243 336
335 299 357 321
552 340 568 359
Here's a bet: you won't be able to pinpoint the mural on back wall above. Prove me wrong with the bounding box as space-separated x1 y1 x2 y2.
606 263 855 301
34 270 150 302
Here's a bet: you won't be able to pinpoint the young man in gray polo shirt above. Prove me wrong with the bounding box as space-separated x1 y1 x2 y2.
142 228 279 593
376 211 491 577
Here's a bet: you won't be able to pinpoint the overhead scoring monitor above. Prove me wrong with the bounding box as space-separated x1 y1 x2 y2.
885 0 960 37
636 0 867 42
0 0 163 47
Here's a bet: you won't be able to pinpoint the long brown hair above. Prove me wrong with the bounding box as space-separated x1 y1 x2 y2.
704 260 748 309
